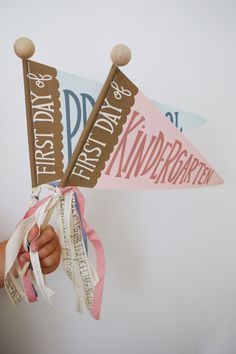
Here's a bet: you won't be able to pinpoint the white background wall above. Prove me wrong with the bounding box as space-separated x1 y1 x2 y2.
0 1 235 353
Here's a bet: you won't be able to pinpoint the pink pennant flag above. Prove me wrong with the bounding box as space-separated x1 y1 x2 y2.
64 69 223 190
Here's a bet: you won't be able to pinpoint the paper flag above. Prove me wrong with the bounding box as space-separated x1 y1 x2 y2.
23 60 205 187
63 68 223 189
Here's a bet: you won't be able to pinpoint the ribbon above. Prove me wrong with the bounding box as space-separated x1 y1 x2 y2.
73 188 105 320
4 186 105 320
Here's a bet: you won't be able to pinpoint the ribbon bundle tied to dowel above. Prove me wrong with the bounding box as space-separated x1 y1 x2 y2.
4 185 105 320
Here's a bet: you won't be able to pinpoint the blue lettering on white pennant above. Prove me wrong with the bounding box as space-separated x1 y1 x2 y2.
63 90 95 162
165 111 183 132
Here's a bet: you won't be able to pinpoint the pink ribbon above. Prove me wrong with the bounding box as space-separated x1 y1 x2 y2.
17 195 52 303
18 244 37 303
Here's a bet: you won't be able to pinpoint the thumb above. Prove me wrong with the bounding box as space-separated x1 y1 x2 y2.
27 224 40 244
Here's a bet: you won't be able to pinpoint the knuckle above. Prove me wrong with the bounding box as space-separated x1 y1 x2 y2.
42 268 49 275
45 225 55 238
47 225 54 234
42 257 53 269
43 244 52 256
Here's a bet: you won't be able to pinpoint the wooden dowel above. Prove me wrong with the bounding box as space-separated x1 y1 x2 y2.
14 38 36 187
22 59 37 187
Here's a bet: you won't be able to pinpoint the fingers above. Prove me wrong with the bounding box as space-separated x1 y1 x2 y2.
41 245 61 274
26 224 61 275
30 225 55 252
41 265 58 275
27 225 39 244
37 236 58 259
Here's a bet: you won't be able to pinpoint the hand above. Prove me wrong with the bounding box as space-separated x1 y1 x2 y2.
20 225 61 274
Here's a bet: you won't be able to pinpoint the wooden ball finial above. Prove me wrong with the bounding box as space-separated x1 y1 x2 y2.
14 37 35 59
111 44 131 66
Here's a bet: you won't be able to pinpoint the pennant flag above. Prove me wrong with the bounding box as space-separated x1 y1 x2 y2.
59 51 223 190
21 59 205 187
